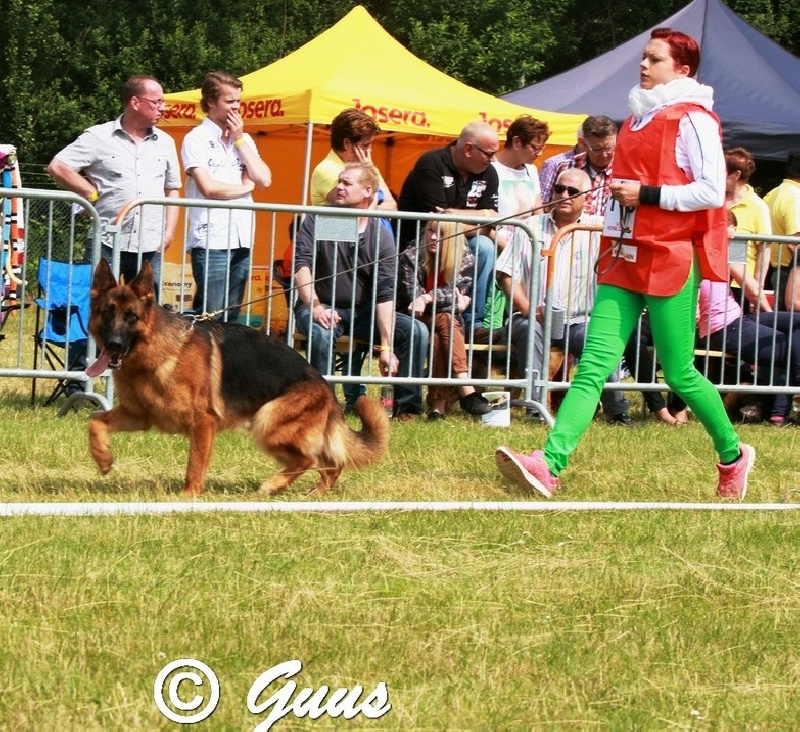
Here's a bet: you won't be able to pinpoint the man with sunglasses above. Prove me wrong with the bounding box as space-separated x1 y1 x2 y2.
49 75 181 290
398 120 499 333
495 167 634 425
539 115 618 216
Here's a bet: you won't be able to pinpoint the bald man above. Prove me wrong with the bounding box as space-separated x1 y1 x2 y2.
398 120 500 331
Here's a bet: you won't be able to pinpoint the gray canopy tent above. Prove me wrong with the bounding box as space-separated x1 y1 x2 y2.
502 0 800 161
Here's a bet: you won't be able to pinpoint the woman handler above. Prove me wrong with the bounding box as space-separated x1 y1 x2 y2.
494 28 755 500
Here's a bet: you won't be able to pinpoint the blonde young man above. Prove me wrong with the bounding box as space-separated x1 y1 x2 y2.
293 162 428 420
181 70 272 321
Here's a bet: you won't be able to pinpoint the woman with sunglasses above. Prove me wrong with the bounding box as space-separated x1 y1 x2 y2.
495 27 754 500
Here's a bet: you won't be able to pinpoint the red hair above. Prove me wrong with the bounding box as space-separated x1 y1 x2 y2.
650 27 700 77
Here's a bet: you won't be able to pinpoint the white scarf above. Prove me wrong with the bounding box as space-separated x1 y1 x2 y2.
627 77 714 122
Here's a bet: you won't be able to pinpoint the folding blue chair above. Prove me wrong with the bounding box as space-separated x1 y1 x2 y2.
30 258 93 406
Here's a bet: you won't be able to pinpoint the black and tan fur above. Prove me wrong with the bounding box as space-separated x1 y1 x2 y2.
87 259 389 495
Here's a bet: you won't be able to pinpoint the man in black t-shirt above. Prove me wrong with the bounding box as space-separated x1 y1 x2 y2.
398 121 500 331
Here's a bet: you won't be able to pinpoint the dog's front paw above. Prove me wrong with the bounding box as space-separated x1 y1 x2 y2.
89 442 114 474
88 421 114 474
94 454 114 475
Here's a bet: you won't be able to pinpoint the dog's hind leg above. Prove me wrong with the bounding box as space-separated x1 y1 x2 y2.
307 458 342 496
183 416 218 495
256 452 316 496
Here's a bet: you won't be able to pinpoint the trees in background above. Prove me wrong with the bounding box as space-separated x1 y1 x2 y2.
1 0 798 174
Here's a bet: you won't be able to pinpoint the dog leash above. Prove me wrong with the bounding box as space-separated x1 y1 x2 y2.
188 181 612 323
593 203 634 276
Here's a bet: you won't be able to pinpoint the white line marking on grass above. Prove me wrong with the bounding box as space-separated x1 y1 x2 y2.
1 501 799 516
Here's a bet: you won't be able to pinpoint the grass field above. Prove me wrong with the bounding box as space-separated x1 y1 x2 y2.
1 378 799 729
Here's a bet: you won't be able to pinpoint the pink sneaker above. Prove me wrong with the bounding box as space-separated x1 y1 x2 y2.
495 447 559 498
716 443 756 500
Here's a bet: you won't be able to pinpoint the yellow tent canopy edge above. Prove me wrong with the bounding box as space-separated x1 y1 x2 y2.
160 5 584 145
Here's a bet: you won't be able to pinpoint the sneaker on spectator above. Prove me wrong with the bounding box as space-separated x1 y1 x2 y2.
716 443 755 500
526 408 546 423
459 392 491 415
609 411 636 427
494 447 559 498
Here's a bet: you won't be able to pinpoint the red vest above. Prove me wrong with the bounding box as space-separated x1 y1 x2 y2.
597 103 728 296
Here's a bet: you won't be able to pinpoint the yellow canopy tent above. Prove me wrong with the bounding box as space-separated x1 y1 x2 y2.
161 5 582 206
159 2 583 302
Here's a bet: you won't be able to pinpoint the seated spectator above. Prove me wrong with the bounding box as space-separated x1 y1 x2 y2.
764 150 800 311
493 115 550 249
398 120 499 333
495 167 635 425
397 220 491 420
725 147 771 314
484 115 550 332
293 162 428 420
308 108 397 403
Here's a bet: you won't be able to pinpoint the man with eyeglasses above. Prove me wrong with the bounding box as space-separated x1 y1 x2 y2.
495 167 635 426
539 115 618 216
49 74 181 289
482 115 551 332
398 120 499 333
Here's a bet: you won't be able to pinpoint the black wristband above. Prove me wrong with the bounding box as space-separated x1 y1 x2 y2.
639 185 662 205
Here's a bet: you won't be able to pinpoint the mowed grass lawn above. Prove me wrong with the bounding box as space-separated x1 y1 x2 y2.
0 383 799 728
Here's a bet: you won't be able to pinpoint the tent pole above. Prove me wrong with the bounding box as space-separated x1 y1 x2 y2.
301 122 314 206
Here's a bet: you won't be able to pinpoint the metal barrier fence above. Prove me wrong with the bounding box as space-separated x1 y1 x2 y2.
0 188 111 411
4 188 799 425
539 223 800 425
110 197 544 410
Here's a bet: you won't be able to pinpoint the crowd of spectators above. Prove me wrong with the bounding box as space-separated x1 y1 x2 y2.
47 70 799 435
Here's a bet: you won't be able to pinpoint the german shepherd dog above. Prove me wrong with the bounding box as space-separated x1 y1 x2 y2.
86 259 389 495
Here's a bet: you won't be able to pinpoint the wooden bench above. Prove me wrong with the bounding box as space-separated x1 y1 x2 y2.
290 333 376 381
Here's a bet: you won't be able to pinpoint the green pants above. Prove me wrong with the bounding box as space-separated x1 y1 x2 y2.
543 263 741 475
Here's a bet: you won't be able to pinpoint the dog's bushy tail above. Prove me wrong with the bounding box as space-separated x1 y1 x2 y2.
327 396 390 468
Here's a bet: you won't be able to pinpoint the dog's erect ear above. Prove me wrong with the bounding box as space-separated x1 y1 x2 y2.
129 260 156 304
90 258 117 299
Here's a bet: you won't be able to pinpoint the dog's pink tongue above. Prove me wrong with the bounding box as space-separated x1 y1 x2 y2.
85 349 112 377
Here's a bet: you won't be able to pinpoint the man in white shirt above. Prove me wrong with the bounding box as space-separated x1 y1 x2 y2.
485 115 549 330
182 71 272 321
49 74 181 290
